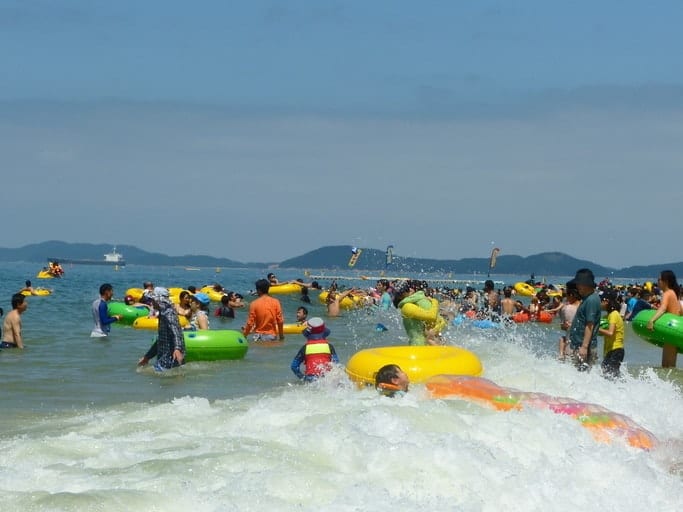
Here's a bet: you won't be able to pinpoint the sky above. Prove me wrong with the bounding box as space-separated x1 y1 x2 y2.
1 0 682 268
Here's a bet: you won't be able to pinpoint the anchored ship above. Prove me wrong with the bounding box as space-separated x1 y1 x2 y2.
48 247 126 266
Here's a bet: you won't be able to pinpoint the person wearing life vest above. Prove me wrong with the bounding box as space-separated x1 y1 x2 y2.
290 317 339 382
375 364 410 397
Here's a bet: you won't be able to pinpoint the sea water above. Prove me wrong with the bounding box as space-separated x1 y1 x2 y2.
0 262 681 511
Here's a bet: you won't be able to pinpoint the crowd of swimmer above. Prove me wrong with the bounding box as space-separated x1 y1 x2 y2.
336 269 683 380
5 268 680 387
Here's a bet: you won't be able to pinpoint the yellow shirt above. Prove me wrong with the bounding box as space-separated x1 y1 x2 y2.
603 310 624 355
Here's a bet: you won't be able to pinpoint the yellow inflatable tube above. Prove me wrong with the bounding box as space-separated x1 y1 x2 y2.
36 270 56 279
318 291 364 310
401 297 439 322
200 286 226 302
268 283 302 295
133 315 189 330
168 287 185 297
21 288 51 296
283 323 307 335
346 345 483 386
167 288 191 304
126 288 144 301
514 282 535 297
427 314 448 335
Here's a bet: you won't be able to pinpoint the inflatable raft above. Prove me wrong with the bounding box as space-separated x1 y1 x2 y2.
631 310 683 353
36 270 57 279
184 329 248 362
346 345 483 386
425 374 657 450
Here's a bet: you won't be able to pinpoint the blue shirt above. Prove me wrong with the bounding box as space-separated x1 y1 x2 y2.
379 292 393 311
568 290 602 350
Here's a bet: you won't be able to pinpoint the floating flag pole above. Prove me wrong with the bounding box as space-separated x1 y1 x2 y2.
385 245 394 268
487 247 500 277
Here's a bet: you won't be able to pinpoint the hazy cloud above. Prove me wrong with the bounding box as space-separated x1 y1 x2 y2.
1 92 681 268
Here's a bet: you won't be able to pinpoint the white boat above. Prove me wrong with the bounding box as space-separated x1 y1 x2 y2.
104 247 125 264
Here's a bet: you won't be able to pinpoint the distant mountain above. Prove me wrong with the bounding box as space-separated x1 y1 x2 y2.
0 241 679 279
0 241 267 268
279 246 681 279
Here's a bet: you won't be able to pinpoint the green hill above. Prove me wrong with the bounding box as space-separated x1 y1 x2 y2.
0 241 678 279
280 246 678 279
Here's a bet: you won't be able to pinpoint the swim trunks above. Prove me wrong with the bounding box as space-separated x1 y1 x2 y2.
251 333 278 342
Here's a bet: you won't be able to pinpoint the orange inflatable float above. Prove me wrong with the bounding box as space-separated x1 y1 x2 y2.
512 311 553 323
425 375 657 450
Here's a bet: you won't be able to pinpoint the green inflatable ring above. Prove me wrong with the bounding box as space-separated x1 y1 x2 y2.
108 301 150 326
631 310 683 353
184 329 249 362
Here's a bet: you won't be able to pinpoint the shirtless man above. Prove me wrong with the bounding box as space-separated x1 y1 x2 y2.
483 280 500 315
19 280 36 295
500 287 517 316
2 293 28 349
326 288 357 317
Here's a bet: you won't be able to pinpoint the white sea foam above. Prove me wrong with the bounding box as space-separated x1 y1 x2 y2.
1 342 681 512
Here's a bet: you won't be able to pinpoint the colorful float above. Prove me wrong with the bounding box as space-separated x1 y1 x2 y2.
631 310 683 353
514 282 536 297
184 329 248 361
536 311 554 323
107 301 150 326
472 319 501 329
452 315 500 329
512 312 530 323
346 345 483 386
133 315 189 330
37 262 63 278
512 311 553 324
425 374 657 450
